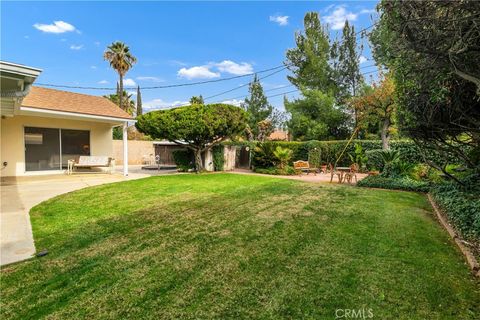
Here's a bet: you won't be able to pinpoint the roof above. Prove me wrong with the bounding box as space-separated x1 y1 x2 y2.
21 86 133 120
0 60 42 78
268 130 289 141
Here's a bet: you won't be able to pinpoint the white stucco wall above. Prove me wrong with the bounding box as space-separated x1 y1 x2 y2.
0 115 114 177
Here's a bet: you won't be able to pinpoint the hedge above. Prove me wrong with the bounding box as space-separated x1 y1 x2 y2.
226 139 461 169
356 175 430 192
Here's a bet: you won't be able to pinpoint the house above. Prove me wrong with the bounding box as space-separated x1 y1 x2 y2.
0 61 133 177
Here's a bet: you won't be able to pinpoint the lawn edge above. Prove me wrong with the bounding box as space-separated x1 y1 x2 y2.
427 193 480 278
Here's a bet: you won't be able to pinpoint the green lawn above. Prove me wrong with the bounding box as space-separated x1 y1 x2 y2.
1 174 479 319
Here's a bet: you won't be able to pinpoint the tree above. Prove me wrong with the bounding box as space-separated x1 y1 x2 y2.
273 146 293 169
332 20 364 128
242 74 274 139
135 104 247 171
285 12 336 92
189 95 204 105
285 89 350 141
349 75 396 149
136 86 143 116
370 1 480 178
104 41 137 111
104 90 136 115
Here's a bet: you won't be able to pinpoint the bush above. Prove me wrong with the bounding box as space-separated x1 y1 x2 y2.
172 150 194 172
254 166 296 175
357 175 430 192
212 145 225 171
365 149 384 170
252 142 278 168
430 176 480 241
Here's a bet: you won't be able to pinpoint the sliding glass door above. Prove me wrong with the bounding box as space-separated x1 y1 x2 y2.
24 127 90 172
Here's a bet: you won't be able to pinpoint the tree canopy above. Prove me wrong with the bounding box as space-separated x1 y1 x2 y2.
103 41 136 111
370 0 480 174
135 104 247 171
242 74 275 140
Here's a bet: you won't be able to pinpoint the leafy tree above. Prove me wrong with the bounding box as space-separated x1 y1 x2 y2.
332 20 364 127
136 85 143 116
104 41 137 111
349 74 396 149
189 95 204 105
370 0 480 180
285 89 350 141
135 104 247 171
242 74 274 139
104 90 136 115
285 12 335 92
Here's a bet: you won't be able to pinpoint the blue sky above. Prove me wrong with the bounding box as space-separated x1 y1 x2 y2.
1 1 379 112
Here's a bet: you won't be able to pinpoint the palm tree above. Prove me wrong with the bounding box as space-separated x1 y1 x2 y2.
103 41 137 111
104 90 136 115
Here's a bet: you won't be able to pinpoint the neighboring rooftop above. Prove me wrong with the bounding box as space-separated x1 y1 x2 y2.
22 86 133 120
268 130 289 141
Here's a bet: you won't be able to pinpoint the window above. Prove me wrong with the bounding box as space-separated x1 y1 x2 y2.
24 127 90 171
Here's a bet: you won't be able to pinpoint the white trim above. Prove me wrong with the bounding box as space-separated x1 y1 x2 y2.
0 61 42 78
20 106 134 123
122 122 128 176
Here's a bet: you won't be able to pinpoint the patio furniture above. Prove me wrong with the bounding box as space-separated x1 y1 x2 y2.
320 164 328 174
67 156 114 175
343 163 359 184
293 160 317 176
329 164 343 183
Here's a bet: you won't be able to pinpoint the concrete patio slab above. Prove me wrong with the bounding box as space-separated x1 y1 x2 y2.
0 165 176 266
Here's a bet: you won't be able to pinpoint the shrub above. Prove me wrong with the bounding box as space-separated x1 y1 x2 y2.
348 143 368 170
254 166 296 175
172 150 194 172
273 146 293 169
252 142 278 168
431 178 480 241
212 145 225 171
365 149 384 170
357 175 430 192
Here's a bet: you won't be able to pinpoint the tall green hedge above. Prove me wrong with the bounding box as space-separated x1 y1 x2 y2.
224 139 462 169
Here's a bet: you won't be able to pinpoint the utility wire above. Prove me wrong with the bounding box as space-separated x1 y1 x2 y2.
35 64 287 91
204 66 288 100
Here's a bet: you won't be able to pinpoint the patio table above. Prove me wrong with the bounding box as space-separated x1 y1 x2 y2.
335 167 351 183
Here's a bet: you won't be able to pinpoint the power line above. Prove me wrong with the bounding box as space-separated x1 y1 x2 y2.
204 66 288 100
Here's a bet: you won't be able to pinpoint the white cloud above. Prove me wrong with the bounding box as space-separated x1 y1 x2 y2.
123 78 137 87
323 6 358 30
143 98 189 111
70 44 83 50
214 60 253 75
94 41 100 46
221 99 244 107
136 76 164 83
33 20 77 34
98 80 109 84
359 56 368 64
60 38 67 42
90 65 97 69
127 91 137 96
24 35 29 39
178 66 220 79
269 15 289 26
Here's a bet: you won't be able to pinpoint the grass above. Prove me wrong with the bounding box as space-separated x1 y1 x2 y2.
1 173 479 319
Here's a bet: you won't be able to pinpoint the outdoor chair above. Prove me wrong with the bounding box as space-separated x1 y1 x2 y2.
344 163 359 184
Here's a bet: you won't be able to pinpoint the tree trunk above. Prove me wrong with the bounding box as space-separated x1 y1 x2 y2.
119 74 124 111
381 117 391 150
194 149 203 172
